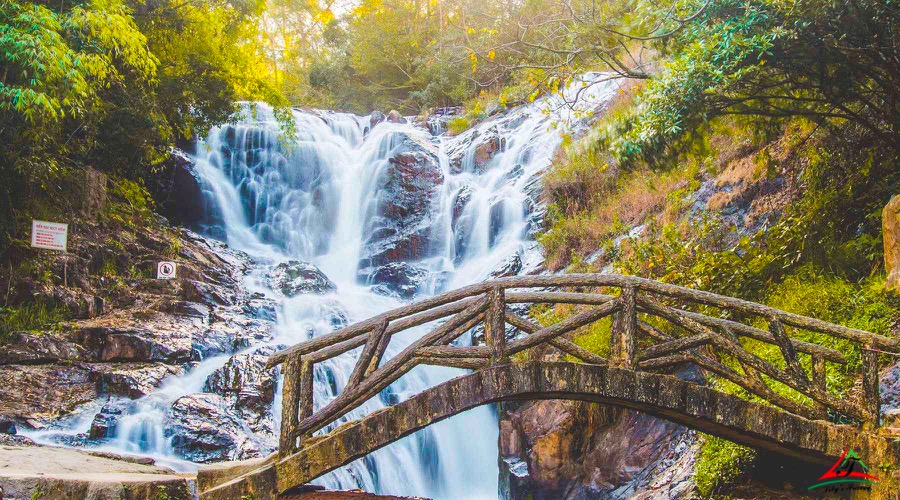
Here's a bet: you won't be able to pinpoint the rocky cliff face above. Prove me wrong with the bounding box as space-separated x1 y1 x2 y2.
498 376 702 500
0 174 290 464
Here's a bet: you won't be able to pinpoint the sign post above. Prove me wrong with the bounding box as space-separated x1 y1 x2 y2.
30 220 70 287
157 261 177 279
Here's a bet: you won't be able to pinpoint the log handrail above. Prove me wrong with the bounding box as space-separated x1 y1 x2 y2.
270 274 897 456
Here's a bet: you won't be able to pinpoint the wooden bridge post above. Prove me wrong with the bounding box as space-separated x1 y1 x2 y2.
298 358 315 440
279 357 302 456
610 285 637 370
861 346 881 429
811 355 828 419
485 287 508 364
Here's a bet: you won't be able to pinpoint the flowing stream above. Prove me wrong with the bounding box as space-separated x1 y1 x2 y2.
26 75 618 499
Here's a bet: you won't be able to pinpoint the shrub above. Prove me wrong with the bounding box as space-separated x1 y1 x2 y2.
693 435 755 498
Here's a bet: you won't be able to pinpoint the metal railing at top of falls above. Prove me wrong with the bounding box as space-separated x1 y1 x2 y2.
267 274 899 456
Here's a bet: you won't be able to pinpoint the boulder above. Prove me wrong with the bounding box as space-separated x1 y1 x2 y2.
489 199 510 247
473 133 503 171
447 128 504 174
491 251 523 279
0 418 16 435
204 346 277 415
266 261 336 297
168 393 268 463
360 263 431 299
157 150 208 229
387 110 406 124
885 194 900 291
0 364 99 426
451 186 473 228
88 401 126 440
359 134 444 269
369 110 386 130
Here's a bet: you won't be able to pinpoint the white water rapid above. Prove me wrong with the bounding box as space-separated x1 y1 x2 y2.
26 75 618 499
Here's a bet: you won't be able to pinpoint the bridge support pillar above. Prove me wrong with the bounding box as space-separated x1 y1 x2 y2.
610 285 637 369
486 286 508 364
862 347 881 429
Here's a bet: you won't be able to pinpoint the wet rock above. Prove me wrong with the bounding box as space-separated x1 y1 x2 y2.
245 297 277 322
266 261 336 297
0 364 98 426
0 433 35 446
500 401 697 499
204 346 277 415
387 110 406 124
88 401 126 440
448 128 504 174
360 263 431 299
360 134 444 269
473 132 503 171
489 199 509 247
163 301 210 320
490 251 523 278
451 186 473 229
499 163 525 186
369 111 386 130
153 149 210 229
522 172 545 238
885 194 900 291
168 393 270 463
74 326 193 364
0 418 16 435
94 363 184 399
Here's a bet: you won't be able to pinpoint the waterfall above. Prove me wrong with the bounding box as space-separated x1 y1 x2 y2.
25 74 619 499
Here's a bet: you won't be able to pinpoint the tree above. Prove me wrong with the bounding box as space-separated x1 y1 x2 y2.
0 0 287 252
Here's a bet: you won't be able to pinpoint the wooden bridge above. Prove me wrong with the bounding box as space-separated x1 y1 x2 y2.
197 274 900 499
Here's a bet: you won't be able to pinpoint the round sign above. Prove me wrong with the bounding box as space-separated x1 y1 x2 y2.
157 261 177 279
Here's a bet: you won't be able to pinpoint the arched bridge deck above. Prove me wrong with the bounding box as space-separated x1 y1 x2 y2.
198 274 900 499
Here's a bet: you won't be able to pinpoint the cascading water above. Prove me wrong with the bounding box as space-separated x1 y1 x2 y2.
26 74 618 499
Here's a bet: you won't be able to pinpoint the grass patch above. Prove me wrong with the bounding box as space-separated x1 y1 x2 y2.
446 117 471 135
0 302 67 343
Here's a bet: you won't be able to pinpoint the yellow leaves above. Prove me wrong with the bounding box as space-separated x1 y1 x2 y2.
313 8 334 24
469 50 477 73
466 27 475 35
487 49 495 60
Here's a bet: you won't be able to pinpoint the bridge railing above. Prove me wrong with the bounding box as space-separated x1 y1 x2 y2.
267 274 898 456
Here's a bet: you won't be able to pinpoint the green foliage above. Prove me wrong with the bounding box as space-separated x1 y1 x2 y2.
0 302 66 343
0 0 288 256
102 178 155 229
693 435 755 498
446 117 471 135
607 0 900 165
